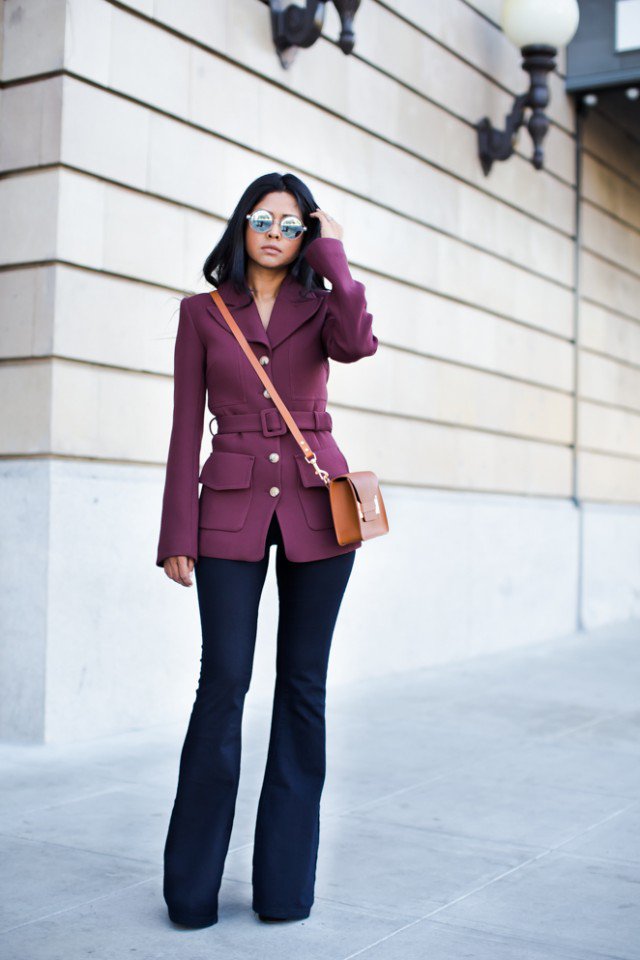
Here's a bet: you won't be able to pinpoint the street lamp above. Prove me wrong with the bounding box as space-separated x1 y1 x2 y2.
477 0 580 174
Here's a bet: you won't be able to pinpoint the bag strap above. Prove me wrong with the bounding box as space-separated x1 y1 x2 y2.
210 290 330 484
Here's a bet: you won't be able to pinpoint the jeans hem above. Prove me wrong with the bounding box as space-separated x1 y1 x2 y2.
168 909 218 928
253 906 311 920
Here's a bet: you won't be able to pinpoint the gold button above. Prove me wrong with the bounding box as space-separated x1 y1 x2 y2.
269 486 280 497
263 388 270 398
269 452 280 463
259 355 270 365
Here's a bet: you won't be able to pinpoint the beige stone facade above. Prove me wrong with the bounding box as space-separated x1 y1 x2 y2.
1 0 638 741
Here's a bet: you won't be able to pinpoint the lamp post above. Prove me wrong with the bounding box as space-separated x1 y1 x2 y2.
477 0 580 174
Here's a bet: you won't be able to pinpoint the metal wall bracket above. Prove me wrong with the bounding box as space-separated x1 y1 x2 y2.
269 0 361 68
477 44 557 175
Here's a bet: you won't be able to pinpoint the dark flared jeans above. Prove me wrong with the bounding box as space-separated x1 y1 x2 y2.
163 511 356 926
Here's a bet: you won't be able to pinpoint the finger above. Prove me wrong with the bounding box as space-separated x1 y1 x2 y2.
177 556 193 587
164 557 185 585
166 558 180 583
312 210 339 227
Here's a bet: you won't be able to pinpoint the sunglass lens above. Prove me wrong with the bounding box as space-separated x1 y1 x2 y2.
249 210 272 232
280 216 304 239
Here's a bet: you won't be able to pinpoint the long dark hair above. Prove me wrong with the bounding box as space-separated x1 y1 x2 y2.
202 172 328 298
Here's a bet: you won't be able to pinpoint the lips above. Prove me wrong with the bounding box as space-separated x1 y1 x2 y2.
261 245 281 253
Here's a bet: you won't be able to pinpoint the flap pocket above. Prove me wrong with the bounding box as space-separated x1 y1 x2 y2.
295 448 348 488
199 451 255 490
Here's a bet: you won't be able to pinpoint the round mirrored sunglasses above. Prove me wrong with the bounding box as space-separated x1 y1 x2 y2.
246 209 308 240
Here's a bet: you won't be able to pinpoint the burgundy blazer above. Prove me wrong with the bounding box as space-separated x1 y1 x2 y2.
155 236 379 566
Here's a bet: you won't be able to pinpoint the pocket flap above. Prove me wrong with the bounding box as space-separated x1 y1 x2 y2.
199 451 255 490
295 449 348 488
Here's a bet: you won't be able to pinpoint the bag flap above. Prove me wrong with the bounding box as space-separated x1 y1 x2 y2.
345 471 381 520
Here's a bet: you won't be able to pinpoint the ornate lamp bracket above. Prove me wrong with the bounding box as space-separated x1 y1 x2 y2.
477 44 556 175
269 0 361 69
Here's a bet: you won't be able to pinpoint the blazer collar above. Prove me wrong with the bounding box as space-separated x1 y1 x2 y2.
204 271 324 350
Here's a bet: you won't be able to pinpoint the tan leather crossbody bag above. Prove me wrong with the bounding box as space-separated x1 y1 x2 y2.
210 289 389 547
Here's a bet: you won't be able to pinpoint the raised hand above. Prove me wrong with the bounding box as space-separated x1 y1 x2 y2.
308 209 343 242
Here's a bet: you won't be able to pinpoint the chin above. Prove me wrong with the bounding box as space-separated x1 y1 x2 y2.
261 256 287 267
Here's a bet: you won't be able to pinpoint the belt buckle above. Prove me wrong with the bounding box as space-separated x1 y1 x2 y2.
260 408 287 437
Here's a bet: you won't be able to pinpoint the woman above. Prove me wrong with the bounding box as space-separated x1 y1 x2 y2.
156 171 378 927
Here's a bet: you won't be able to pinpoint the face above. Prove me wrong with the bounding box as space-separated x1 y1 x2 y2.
244 191 306 271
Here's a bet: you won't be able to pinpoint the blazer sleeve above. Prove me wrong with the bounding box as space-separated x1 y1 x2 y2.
156 297 206 567
303 237 379 363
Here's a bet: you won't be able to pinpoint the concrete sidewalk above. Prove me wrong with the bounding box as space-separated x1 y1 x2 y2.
1 619 639 959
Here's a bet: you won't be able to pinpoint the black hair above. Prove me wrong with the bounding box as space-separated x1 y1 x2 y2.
202 172 328 298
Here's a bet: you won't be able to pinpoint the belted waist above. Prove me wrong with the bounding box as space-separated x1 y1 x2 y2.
214 408 333 437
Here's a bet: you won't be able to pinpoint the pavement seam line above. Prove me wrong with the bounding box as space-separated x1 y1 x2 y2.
337 799 640 960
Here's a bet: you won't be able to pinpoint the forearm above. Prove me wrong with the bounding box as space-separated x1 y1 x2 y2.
156 298 206 567
304 237 379 363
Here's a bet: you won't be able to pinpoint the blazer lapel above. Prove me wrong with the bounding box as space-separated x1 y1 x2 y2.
205 272 324 351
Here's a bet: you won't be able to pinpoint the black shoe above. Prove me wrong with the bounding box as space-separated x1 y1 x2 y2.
259 914 288 922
